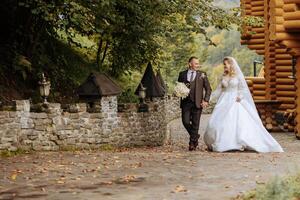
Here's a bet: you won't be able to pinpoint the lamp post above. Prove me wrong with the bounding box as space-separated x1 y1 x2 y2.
253 60 263 77
39 73 51 104
138 83 148 112
288 56 297 79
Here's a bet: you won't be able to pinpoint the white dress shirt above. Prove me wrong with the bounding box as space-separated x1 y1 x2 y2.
187 69 196 82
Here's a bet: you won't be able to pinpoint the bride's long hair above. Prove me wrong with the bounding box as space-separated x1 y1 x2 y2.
223 57 236 77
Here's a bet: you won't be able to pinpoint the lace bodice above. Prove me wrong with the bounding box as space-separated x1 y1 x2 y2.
221 76 245 98
222 76 237 89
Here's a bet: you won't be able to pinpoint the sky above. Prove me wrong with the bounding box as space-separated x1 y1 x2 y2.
214 0 240 9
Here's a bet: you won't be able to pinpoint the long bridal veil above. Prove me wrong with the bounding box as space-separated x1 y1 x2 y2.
204 57 283 152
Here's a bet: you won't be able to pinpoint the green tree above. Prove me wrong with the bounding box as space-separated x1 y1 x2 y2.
0 0 243 102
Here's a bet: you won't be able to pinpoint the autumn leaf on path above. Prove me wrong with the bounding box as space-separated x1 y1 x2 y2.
172 185 187 193
57 180 65 184
114 175 145 184
130 162 142 168
11 173 17 181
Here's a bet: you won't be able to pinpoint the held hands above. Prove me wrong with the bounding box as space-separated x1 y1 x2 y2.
201 101 209 108
236 97 241 102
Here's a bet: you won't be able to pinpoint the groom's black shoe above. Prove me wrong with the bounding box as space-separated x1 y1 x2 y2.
189 144 196 151
188 139 198 151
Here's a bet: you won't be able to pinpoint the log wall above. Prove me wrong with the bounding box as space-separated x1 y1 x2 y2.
241 0 298 136
246 77 267 100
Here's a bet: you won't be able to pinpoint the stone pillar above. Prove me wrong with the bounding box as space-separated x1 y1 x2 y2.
30 103 61 151
17 100 32 129
0 100 30 151
15 100 31 151
101 96 119 135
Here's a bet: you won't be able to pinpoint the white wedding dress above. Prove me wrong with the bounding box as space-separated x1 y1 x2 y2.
203 57 283 153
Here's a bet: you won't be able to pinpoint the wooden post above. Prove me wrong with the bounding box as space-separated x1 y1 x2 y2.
264 0 274 100
295 57 300 138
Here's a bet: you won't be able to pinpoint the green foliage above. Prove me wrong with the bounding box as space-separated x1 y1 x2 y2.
158 25 263 93
116 70 142 103
0 149 31 158
207 64 224 90
203 26 262 88
243 16 265 28
231 48 262 76
118 89 139 103
237 173 300 200
0 0 259 102
12 55 32 80
14 0 239 76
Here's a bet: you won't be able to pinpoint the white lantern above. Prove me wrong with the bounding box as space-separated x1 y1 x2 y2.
138 83 148 112
39 73 51 104
139 83 147 100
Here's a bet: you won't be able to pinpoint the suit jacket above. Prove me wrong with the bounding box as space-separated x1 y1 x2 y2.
178 70 212 109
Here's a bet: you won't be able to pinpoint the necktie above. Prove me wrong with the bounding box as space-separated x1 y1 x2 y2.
190 71 194 82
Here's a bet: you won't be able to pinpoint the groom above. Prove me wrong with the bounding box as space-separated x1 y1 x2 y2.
178 57 212 151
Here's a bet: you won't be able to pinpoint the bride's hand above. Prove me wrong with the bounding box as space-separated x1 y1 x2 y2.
236 97 241 102
201 101 209 108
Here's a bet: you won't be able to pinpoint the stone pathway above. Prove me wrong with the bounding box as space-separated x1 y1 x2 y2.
0 114 300 200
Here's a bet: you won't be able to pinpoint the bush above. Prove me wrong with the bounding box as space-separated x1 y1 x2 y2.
118 89 139 103
236 173 300 200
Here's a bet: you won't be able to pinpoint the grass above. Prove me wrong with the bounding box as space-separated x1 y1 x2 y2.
0 144 116 158
235 173 300 200
0 149 32 158
0 144 163 159
59 144 116 152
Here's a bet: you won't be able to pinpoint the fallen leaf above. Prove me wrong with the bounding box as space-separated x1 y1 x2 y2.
256 180 265 184
57 180 65 184
172 185 187 193
11 173 17 181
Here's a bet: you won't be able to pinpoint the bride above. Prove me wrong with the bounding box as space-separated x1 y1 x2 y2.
203 57 283 153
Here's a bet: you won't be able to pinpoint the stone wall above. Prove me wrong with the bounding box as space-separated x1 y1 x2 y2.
0 96 180 151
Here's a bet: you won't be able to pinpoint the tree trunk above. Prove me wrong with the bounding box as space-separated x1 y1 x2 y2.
101 41 109 66
96 37 103 68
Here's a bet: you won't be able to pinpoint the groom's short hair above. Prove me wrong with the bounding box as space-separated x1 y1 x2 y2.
189 56 198 63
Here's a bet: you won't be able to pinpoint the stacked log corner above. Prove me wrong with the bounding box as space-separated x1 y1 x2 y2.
246 77 266 100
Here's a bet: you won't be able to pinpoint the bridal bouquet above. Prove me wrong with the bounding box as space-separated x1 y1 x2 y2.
174 82 190 98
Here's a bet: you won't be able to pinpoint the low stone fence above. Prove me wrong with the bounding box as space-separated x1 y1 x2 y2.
0 96 180 151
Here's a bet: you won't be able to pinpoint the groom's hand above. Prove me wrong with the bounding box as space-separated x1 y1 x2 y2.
201 101 209 108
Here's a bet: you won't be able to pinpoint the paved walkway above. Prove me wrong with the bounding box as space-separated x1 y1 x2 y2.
0 115 300 200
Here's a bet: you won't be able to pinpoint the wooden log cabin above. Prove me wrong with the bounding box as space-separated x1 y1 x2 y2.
240 0 300 138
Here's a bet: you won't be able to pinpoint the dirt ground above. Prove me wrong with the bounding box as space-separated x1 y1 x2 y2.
0 115 299 200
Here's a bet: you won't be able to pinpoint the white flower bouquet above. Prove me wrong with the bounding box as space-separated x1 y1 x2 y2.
174 82 190 98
